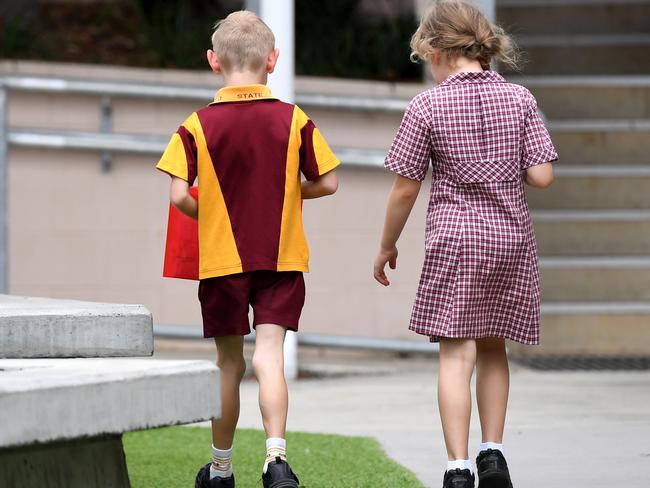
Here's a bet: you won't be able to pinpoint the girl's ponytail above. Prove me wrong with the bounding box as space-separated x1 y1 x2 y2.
410 0 521 71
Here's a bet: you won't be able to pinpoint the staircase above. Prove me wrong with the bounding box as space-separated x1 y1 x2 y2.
499 0 650 357
498 0 650 75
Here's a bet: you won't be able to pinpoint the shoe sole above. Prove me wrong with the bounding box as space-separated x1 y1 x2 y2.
478 471 513 488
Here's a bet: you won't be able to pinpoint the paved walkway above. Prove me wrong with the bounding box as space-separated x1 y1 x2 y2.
157 347 650 487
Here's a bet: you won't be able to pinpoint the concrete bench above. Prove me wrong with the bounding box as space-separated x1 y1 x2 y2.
0 295 220 488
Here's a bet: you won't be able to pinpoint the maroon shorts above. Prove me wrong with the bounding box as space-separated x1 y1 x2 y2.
198 270 305 338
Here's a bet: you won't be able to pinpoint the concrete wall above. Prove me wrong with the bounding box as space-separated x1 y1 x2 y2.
2 61 429 341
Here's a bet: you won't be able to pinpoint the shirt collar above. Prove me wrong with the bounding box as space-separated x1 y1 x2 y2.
211 84 275 103
439 70 506 87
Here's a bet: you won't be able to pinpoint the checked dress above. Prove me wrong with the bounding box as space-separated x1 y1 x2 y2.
385 71 558 344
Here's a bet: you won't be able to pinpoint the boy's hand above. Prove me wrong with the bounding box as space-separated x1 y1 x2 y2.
373 246 398 286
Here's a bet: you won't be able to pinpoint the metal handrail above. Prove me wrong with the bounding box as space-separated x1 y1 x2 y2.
0 75 409 113
7 128 388 167
154 324 438 354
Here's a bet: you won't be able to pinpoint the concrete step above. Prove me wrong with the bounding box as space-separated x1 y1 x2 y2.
540 257 650 301
510 76 650 120
510 42 650 75
498 0 650 74
498 1 650 36
527 166 650 209
0 295 153 358
533 210 650 256
550 119 650 164
0 358 220 448
510 301 650 356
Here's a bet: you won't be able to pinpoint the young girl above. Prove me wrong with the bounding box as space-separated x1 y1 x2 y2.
374 1 557 487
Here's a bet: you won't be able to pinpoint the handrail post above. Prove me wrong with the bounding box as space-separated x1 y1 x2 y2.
99 95 113 173
0 85 8 294
250 0 299 381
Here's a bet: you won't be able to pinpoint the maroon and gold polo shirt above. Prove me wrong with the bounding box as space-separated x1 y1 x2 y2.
156 84 340 280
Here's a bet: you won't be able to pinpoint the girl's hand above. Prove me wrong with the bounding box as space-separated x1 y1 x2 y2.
373 247 398 286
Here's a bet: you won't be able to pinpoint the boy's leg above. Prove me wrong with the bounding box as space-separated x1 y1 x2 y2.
438 338 476 462
252 323 288 439
212 335 247 449
475 337 509 445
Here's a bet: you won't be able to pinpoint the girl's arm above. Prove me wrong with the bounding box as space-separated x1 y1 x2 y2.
301 170 339 199
373 175 422 286
524 162 554 188
170 176 198 220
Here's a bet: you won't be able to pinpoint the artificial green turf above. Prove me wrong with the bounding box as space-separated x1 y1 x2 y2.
123 427 424 488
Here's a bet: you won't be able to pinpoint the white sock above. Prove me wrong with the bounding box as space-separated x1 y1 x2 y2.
447 459 473 473
209 445 233 479
263 437 286 473
479 442 504 454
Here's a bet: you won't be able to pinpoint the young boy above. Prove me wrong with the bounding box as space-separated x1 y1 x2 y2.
156 11 339 488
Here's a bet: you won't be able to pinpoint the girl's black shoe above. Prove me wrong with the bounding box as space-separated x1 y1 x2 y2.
443 468 475 488
195 463 235 488
262 457 300 488
476 449 513 488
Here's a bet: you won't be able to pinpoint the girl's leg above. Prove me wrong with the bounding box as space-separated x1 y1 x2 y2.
252 324 288 438
475 337 509 443
211 335 247 449
438 338 477 460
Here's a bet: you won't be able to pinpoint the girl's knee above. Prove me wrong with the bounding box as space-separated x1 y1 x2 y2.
439 338 477 364
476 337 506 355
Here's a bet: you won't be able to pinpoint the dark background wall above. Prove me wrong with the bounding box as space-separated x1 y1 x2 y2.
0 0 421 81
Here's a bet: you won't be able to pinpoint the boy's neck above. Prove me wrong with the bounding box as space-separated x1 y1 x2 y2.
222 71 268 87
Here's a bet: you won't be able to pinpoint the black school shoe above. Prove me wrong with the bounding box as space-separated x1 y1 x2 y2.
476 449 513 488
195 463 235 488
262 457 300 488
443 468 475 488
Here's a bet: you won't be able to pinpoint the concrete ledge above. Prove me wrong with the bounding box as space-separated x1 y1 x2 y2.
0 358 220 448
0 295 153 358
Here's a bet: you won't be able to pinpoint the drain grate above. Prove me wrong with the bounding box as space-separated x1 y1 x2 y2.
512 356 650 371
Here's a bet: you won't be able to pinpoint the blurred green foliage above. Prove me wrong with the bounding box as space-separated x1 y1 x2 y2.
134 0 236 69
0 0 421 81
296 0 421 81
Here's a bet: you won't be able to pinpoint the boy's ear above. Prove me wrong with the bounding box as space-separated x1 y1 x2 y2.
206 49 222 74
266 48 280 74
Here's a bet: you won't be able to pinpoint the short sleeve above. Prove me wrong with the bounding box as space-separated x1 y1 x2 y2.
156 113 198 185
521 93 558 170
296 107 340 181
384 96 431 181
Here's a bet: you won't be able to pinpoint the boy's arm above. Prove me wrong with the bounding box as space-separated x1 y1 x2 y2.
170 176 198 220
373 175 422 286
301 169 338 199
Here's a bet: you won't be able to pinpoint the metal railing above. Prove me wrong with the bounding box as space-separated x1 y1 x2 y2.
155 324 437 354
1 75 410 112
0 74 435 354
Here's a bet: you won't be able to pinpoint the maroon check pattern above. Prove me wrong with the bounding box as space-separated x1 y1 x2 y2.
385 71 558 344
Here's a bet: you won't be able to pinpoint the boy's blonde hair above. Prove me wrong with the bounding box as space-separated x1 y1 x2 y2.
410 0 520 70
211 10 275 72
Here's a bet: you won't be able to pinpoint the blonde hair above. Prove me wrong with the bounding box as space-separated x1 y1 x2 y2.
410 0 520 71
211 10 275 72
